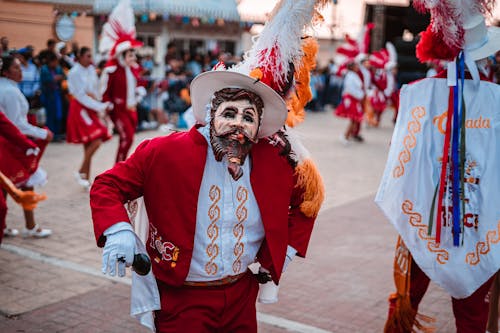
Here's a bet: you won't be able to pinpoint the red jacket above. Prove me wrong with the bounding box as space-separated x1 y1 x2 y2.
0 112 39 184
90 127 316 286
102 65 132 114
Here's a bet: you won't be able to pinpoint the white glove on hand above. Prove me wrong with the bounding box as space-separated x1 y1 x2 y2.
102 223 136 277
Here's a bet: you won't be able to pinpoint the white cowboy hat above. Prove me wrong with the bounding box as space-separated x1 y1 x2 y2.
190 70 288 138
464 12 500 61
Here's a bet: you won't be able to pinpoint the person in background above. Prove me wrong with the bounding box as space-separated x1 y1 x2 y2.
0 55 53 238
56 42 75 70
40 52 65 140
17 47 40 101
37 39 56 66
335 61 365 144
0 112 46 242
1 37 10 56
66 47 113 189
98 0 144 163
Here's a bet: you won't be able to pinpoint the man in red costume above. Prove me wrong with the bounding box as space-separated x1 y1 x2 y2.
98 0 143 163
91 1 325 332
91 76 319 333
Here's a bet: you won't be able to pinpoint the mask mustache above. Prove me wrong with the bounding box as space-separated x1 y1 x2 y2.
216 127 258 144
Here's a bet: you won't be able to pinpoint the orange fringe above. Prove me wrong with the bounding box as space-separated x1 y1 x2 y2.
0 171 46 211
384 237 435 333
384 293 436 333
295 159 324 218
286 37 318 127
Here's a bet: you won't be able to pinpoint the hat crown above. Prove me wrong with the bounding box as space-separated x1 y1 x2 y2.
463 13 488 52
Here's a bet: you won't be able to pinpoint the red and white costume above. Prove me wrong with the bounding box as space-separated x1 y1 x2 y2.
91 127 316 331
100 60 139 163
66 63 111 144
97 0 143 164
0 77 49 187
334 70 365 122
377 0 500 330
92 127 314 283
0 112 39 243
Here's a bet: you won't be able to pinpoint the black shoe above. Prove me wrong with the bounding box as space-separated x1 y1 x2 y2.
352 135 364 142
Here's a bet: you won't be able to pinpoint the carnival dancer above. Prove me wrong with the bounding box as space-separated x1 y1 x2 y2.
335 60 365 144
0 112 46 243
98 0 143 164
66 47 113 189
0 55 52 238
376 1 500 332
90 0 326 332
368 43 398 126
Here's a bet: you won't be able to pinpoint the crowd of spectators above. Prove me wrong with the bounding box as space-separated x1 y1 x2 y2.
3 36 500 138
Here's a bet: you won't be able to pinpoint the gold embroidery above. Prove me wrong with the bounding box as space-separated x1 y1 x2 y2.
393 106 426 178
232 186 248 273
465 221 500 265
205 185 221 275
402 200 449 264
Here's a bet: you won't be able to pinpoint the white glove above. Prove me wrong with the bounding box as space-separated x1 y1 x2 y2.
26 147 40 156
102 222 136 277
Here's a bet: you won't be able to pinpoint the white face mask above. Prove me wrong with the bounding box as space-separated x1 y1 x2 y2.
212 100 260 143
209 95 262 181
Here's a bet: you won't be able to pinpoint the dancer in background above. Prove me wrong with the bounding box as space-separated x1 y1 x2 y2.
66 47 113 189
335 60 365 144
0 56 52 238
98 0 143 163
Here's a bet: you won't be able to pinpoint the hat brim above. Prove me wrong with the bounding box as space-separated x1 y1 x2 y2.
190 71 288 138
467 27 500 61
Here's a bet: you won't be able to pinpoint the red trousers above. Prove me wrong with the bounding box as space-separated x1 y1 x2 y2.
154 271 259 333
110 110 137 164
405 259 493 333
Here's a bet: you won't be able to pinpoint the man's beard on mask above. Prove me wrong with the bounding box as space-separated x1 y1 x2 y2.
210 127 255 181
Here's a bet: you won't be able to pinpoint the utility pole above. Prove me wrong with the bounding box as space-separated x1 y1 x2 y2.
372 2 386 51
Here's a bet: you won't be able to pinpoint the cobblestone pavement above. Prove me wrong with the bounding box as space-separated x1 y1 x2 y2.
1 110 457 332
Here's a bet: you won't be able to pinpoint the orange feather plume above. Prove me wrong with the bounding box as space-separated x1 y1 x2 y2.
286 37 319 127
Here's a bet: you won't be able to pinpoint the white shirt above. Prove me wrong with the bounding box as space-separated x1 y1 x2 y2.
0 77 48 139
342 71 365 100
19 62 40 98
68 63 108 113
186 126 266 281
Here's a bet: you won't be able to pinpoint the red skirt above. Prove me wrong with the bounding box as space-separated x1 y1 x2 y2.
334 94 364 122
370 90 387 114
66 99 111 144
0 136 47 187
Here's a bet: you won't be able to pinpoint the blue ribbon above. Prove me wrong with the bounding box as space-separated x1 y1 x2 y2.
451 53 465 246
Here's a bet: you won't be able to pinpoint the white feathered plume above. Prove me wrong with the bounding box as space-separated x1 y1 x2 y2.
235 0 328 95
99 0 139 56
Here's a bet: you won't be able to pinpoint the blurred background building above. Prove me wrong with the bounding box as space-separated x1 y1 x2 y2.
2 0 500 78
